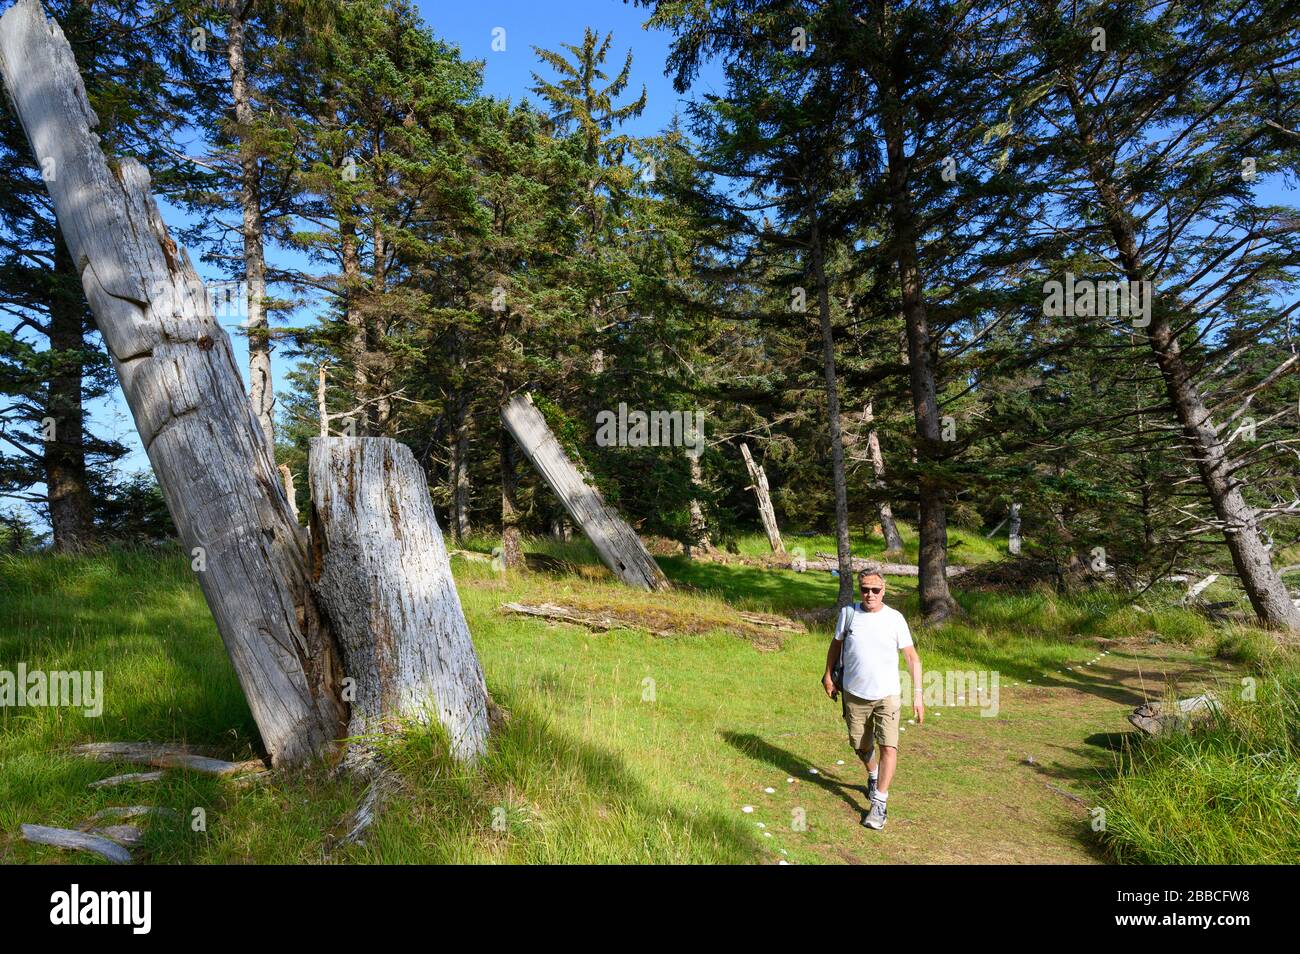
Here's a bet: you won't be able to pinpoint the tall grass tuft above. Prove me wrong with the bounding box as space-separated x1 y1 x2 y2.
1099 656 1300 864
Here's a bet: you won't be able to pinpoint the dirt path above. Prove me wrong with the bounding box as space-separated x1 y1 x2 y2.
761 638 1238 864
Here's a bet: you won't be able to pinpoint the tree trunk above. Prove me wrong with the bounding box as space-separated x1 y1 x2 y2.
1008 502 1022 556
368 151 392 434
810 215 855 607
501 392 669 590
499 382 523 570
863 401 904 554
45 233 95 551
448 388 472 543
739 442 784 554
226 1 273 456
0 0 346 766
686 451 713 558
882 92 956 623
279 464 300 524
308 437 491 761
339 217 369 434
1064 84 1300 630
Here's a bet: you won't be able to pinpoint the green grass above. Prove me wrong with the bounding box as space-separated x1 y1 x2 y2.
1097 658 1300 864
0 538 1292 864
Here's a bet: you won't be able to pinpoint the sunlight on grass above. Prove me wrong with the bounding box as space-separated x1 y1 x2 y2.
1 543 1292 864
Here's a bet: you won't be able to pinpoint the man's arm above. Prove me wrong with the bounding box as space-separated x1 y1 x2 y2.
903 645 924 724
822 637 842 699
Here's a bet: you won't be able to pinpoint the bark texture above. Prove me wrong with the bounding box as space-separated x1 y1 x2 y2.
501 392 669 591
0 0 345 766
308 437 490 761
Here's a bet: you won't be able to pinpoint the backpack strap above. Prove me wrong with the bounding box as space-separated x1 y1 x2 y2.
833 602 857 694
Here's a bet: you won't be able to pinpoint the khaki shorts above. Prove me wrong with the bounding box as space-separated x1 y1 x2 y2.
842 691 901 751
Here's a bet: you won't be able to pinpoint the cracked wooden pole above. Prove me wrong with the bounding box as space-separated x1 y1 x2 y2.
0 0 345 766
501 393 669 591
739 442 784 553
1008 502 1022 556
308 437 491 761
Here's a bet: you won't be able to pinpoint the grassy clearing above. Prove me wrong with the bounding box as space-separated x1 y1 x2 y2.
0 535 1292 864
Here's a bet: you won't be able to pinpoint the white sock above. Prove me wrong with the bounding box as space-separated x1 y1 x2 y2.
874 789 889 803
868 768 879 782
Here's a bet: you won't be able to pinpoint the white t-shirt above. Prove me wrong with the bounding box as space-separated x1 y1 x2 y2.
834 603 913 700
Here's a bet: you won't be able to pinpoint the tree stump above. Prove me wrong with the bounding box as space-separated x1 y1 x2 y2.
501 393 669 591
309 437 491 761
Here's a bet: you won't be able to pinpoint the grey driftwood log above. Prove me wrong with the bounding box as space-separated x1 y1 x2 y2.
21 824 132 864
309 437 491 761
71 742 265 777
0 0 345 766
501 393 669 591
739 443 784 553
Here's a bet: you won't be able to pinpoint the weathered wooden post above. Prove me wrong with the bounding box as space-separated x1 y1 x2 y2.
0 0 344 766
862 402 904 554
309 437 491 761
740 442 784 553
0 0 496 770
1008 502 1022 556
501 393 669 591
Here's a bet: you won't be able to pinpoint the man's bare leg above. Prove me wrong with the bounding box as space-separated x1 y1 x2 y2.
876 745 897 794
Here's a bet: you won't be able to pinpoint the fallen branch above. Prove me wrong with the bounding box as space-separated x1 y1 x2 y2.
810 554 968 577
85 806 179 826
500 600 801 651
734 611 806 633
71 742 266 777
21 824 131 864
1180 573 1219 605
1044 782 1089 808
89 824 143 847
88 771 164 790
502 602 654 634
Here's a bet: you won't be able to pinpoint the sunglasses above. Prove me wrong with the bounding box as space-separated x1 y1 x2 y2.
862 586 884 594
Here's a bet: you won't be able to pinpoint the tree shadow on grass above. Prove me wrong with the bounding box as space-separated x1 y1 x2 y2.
0 549 263 759
360 697 767 864
720 730 866 816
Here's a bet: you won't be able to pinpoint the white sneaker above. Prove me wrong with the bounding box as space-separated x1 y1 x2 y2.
863 797 888 830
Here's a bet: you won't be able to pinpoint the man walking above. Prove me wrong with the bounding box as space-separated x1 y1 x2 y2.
822 569 924 830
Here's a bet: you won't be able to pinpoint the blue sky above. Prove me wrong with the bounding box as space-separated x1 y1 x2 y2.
415 0 715 132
